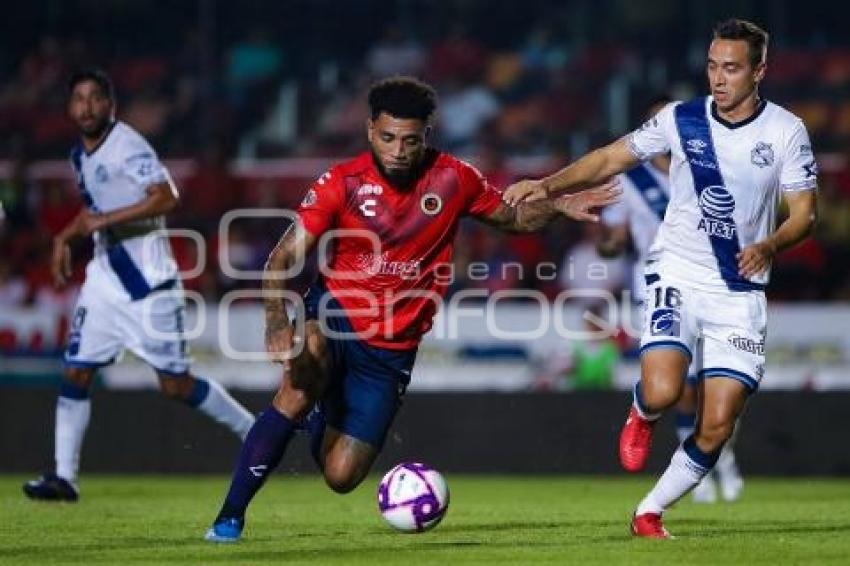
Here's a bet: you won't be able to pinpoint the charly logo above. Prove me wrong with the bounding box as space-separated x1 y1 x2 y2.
420 192 443 216
751 141 774 168
728 334 765 355
697 185 736 239
650 308 681 337
95 164 109 183
686 138 708 155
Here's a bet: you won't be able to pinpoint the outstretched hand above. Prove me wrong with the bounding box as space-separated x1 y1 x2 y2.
552 179 621 222
502 179 548 206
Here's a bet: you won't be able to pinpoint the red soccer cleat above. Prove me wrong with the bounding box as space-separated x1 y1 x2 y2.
619 406 656 472
631 512 672 539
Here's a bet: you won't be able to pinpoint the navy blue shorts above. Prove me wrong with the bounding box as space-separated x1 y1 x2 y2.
303 282 417 448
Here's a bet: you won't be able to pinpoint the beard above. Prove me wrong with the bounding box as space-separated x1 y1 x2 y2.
370 149 424 189
79 116 112 140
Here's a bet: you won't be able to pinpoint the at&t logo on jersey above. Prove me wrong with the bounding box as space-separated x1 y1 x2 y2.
697 185 736 240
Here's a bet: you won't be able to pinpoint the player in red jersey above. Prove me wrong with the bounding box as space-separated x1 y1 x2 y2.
205 76 619 542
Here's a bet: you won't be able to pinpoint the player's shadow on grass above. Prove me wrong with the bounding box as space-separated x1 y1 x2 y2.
436 519 622 534
674 518 850 537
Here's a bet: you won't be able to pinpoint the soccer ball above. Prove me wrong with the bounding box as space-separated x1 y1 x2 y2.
377 462 449 532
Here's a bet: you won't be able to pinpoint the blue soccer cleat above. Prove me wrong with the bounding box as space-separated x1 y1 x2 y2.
204 517 244 543
23 473 79 502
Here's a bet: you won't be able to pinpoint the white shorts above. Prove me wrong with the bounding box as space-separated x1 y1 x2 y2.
64 262 190 375
639 271 766 392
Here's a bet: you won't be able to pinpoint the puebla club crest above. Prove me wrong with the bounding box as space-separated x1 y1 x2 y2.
751 141 774 168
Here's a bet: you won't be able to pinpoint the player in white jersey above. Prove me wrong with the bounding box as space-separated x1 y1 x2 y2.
598 96 743 504
504 19 817 538
23 69 255 502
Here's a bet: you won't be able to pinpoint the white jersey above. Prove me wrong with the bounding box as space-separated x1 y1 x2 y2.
627 96 817 292
601 161 670 301
70 121 177 300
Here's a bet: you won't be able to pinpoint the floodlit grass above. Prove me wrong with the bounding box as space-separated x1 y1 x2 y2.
2 475 850 564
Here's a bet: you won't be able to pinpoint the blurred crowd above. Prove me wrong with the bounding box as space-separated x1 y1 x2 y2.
2 0 850 310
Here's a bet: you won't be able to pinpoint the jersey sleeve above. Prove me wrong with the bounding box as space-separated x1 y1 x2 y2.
626 102 675 161
296 170 345 236
120 134 167 188
780 121 818 192
458 161 504 218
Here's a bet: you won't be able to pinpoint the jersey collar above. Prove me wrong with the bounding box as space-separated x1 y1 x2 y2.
710 98 767 130
81 120 118 157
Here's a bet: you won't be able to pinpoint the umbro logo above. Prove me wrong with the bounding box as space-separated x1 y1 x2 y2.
686 139 708 155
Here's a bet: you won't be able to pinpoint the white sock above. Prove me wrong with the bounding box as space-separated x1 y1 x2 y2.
636 443 712 515
55 396 91 484
194 378 255 440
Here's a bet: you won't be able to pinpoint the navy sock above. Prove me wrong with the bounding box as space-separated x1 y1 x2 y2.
683 434 723 471
182 377 210 408
675 411 696 429
217 407 295 520
633 382 659 419
674 410 697 442
59 380 90 400
306 405 327 471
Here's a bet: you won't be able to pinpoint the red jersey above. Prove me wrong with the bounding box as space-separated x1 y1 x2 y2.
297 150 503 349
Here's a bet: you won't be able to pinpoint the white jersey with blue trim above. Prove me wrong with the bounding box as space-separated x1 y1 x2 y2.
601 162 670 301
626 96 818 292
70 121 178 300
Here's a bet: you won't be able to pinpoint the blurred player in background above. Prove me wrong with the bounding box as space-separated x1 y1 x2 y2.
504 19 817 537
23 69 255 502
204 76 620 542
597 95 743 503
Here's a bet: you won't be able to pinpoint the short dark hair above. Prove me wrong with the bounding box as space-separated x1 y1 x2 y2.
368 76 437 123
68 68 115 100
713 18 769 68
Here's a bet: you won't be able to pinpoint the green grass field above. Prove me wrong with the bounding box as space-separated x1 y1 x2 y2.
2 475 850 565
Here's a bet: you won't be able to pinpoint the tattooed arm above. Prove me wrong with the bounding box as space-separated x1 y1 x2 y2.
263 222 318 364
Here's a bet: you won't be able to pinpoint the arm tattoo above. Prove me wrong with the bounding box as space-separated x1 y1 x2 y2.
262 228 297 333
484 201 558 233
